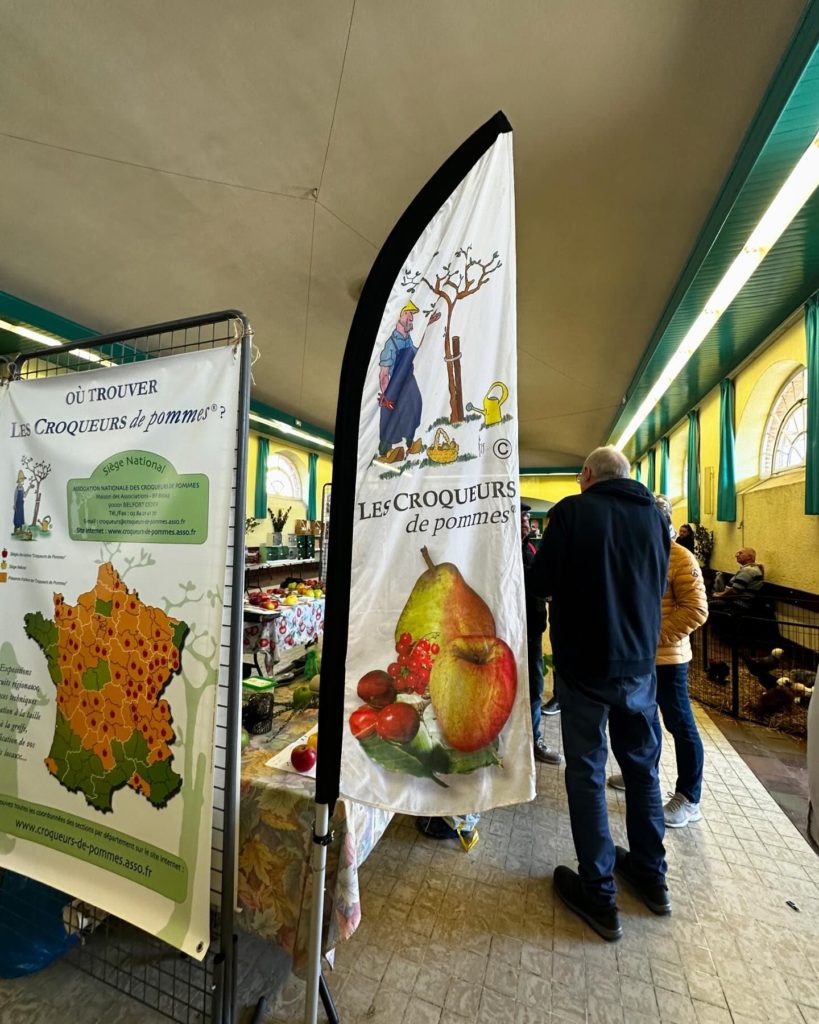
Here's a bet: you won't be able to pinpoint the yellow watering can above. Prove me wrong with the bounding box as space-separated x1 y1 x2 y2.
466 381 509 426
39 516 52 532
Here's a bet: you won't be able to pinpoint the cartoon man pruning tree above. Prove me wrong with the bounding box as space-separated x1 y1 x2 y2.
376 301 441 465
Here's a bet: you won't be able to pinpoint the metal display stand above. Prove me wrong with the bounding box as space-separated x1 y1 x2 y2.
319 483 331 583
1 311 252 1024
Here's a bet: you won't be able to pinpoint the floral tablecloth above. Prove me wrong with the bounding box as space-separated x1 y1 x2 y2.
237 702 392 975
243 599 325 676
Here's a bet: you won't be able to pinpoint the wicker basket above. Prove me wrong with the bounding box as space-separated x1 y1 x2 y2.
427 426 459 464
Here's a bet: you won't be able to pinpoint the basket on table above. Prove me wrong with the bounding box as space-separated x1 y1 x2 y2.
427 427 459 464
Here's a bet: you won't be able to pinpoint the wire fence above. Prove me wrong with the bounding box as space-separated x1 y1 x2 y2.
690 603 818 735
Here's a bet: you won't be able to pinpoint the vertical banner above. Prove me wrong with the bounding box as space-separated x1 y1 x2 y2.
320 113 534 817
0 346 239 958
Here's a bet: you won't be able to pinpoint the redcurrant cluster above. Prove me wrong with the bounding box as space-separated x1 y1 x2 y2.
387 632 440 695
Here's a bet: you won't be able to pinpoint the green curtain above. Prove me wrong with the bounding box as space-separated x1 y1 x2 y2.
659 437 670 495
307 453 318 520
646 448 656 492
635 460 642 482
717 378 737 521
254 437 269 519
806 295 819 514
687 411 701 522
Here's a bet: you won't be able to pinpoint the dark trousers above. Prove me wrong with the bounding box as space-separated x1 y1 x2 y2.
528 635 544 743
556 669 666 906
656 662 704 803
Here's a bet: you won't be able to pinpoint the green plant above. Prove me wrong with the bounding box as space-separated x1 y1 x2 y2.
269 506 292 532
245 516 262 534
692 524 714 567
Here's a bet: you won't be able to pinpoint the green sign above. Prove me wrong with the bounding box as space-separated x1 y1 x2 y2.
67 451 208 544
0 793 187 901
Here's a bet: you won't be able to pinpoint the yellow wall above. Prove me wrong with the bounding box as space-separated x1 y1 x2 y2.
664 315 818 592
245 431 333 544
521 476 578 506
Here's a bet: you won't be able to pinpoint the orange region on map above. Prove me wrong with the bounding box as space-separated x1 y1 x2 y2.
27 562 186 812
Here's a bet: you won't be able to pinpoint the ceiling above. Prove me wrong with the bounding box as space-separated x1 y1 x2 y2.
0 0 814 466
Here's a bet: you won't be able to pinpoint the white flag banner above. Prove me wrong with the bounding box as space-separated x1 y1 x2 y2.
0 346 239 958
329 116 535 815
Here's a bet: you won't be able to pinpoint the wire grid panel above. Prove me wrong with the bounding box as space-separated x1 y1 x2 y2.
66 901 215 1023
11 313 248 1023
319 483 331 582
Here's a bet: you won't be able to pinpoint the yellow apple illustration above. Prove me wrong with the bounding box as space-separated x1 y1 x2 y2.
428 635 517 752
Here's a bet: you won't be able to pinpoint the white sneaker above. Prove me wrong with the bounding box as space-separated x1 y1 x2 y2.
664 791 702 828
607 773 626 791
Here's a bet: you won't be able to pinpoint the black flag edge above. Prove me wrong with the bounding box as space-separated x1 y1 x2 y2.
316 111 512 809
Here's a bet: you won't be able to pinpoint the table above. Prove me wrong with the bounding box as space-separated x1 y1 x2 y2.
243 599 325 678
237 702 392 975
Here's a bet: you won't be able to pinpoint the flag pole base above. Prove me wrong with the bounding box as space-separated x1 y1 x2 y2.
319 973 340 1023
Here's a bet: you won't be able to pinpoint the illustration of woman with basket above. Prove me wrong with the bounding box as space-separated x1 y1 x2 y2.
375 302 441 466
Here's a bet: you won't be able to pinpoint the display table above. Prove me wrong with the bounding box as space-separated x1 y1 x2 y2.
237 703 392 974
243 598 325 677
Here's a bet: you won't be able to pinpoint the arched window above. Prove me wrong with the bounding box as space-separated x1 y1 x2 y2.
266 452 302 499
760 367 807 477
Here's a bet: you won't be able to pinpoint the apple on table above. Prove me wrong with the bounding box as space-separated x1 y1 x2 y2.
290 743 317 773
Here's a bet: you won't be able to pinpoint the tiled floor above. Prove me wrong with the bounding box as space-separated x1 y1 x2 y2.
288 707 819 1024
2 705 817 1024
704 710 810 840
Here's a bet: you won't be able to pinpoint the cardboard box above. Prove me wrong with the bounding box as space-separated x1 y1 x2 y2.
294 520 311 536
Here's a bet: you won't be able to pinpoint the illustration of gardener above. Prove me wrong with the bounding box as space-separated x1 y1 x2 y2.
12 469 29 535
376 301 441 466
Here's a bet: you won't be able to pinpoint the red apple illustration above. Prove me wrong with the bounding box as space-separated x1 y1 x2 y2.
428 635 517 752
357 669 396 708
290 743 317 773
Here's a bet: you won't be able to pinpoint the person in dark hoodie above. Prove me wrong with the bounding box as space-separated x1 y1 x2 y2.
521 503 562 765
532 446 670 941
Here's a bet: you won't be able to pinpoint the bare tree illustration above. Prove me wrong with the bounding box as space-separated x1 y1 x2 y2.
401 245 502 423
21 455 52 527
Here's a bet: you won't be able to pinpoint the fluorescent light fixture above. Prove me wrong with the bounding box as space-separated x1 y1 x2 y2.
249 412 334 451
0 318 111 365
615 130 819 452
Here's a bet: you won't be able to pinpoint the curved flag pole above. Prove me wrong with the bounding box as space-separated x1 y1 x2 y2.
303 110 513 1024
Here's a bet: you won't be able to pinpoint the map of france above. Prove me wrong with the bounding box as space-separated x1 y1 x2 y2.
24 563 186 812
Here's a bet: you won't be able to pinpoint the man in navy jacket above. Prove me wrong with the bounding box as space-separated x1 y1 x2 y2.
532 446 670 941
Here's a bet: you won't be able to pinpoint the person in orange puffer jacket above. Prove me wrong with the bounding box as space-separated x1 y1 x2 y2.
609 495 708 828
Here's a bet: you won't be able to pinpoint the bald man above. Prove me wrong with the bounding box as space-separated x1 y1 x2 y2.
711 547 764 610
532 446 670 941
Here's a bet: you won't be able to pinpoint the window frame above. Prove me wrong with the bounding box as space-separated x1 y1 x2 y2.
265 451 303 501
759 367 807 479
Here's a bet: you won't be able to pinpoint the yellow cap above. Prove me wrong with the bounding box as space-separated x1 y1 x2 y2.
400 300 420 315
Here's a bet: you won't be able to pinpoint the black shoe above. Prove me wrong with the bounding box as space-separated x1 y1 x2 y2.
542 696 561 715
416 816 473 842
553 866 623 941
614 846 671 915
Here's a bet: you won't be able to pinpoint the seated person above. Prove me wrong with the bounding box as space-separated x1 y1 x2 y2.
710 547 764 611
676 523 696 554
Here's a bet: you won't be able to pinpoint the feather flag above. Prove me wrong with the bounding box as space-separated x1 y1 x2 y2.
317 112 534 818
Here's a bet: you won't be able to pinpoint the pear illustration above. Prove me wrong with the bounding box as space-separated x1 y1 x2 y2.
395 547 496 647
